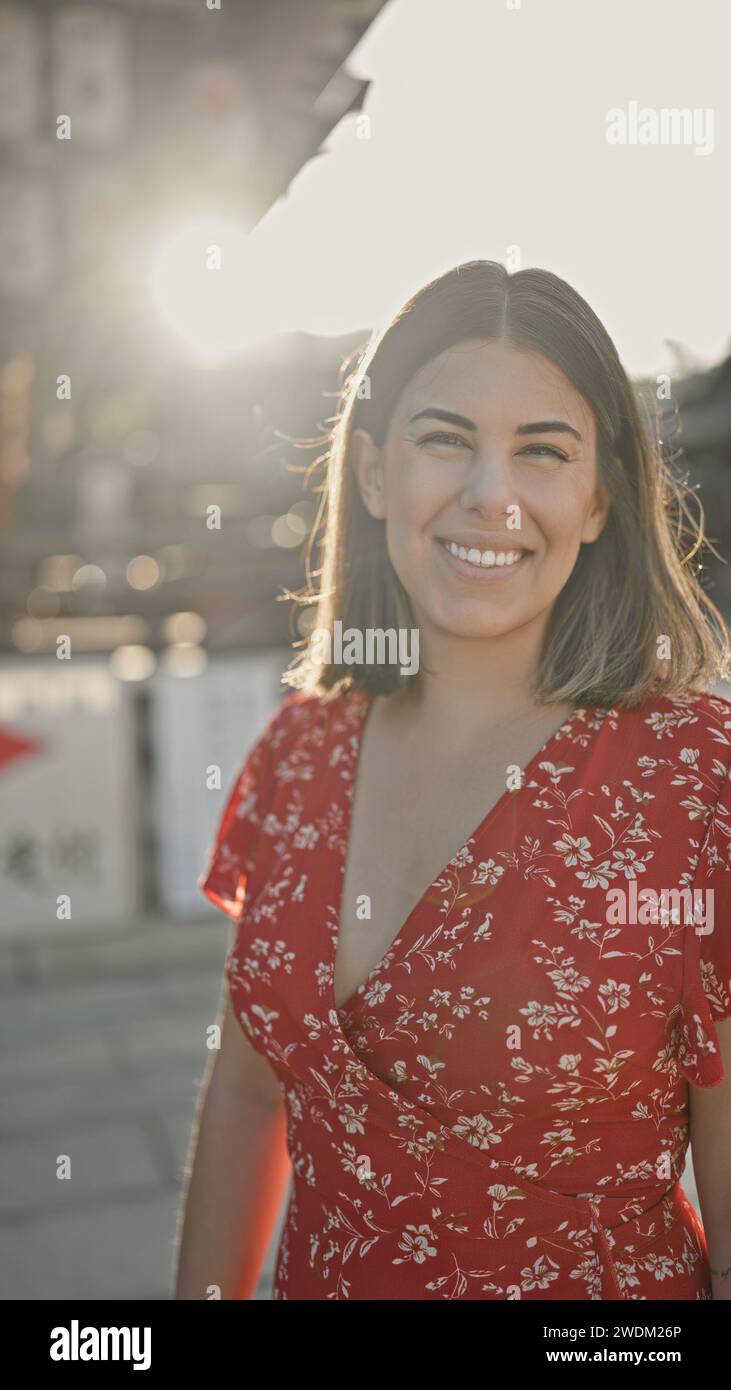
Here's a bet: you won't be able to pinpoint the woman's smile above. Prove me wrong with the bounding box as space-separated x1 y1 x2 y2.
434 535 534 582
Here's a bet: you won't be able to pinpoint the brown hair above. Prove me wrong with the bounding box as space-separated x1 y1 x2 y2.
281 260 731 708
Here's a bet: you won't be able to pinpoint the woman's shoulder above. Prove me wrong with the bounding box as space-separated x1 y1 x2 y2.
261 683 370 758
606 685 731 793
622 686 731 747
271 682 368 725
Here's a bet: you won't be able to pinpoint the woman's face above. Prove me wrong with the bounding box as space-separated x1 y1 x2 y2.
352 338 609 642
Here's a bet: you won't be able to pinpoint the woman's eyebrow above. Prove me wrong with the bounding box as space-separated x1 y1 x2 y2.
407 408 477 430
407 408 583 443
516 419 583 442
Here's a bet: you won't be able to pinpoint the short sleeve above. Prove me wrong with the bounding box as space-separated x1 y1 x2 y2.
677 765 731 1088
197 693 293 921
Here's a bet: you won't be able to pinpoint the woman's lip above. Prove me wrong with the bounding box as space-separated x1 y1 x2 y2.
433 536 532 581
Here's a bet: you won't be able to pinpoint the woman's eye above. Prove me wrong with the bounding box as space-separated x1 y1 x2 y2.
519 445 568 461
417 431 470 449
414 434 568 461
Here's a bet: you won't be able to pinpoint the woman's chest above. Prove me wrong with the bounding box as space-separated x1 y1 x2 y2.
334 758 518 1011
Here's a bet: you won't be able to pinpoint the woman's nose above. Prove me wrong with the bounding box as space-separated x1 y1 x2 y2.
458 450 515 514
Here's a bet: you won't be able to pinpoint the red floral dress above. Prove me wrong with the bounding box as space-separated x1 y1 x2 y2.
198 685 731 1300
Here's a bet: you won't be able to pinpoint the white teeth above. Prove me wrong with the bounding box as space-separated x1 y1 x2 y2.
443 540 525 569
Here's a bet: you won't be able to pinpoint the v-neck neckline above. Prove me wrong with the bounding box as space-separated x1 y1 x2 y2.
329 688 591 1018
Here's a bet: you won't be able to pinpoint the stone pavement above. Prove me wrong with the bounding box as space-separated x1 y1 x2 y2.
0 914 288 1300
0 913 701 1301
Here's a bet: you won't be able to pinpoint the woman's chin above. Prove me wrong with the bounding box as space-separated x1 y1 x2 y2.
423 605 533 641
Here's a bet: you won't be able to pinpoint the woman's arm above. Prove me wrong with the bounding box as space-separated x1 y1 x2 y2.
688 1016 731 1300
172 983 291 1300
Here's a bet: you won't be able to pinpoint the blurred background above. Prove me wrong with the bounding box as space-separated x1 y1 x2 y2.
1 0 730 1299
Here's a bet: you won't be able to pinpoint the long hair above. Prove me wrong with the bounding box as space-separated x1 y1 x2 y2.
281 260 731 708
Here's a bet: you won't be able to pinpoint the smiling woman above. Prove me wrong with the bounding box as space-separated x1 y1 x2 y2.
177 260 731 1303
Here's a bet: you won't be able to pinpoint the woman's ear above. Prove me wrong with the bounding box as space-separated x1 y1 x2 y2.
350 427 387 521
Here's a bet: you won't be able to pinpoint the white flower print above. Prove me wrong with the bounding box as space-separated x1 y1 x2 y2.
394 1225 438 1264
576 860 617 889
547 965 591 996
452 1113 502 1149
472 858 505 885
554 834 593 866
599 980 631 1013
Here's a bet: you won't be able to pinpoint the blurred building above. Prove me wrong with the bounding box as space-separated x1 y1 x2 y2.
661 353 731 616
0 0 386 656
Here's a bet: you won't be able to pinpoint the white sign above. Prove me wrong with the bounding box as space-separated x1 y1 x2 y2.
0 660 139 939
149 650 290 918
